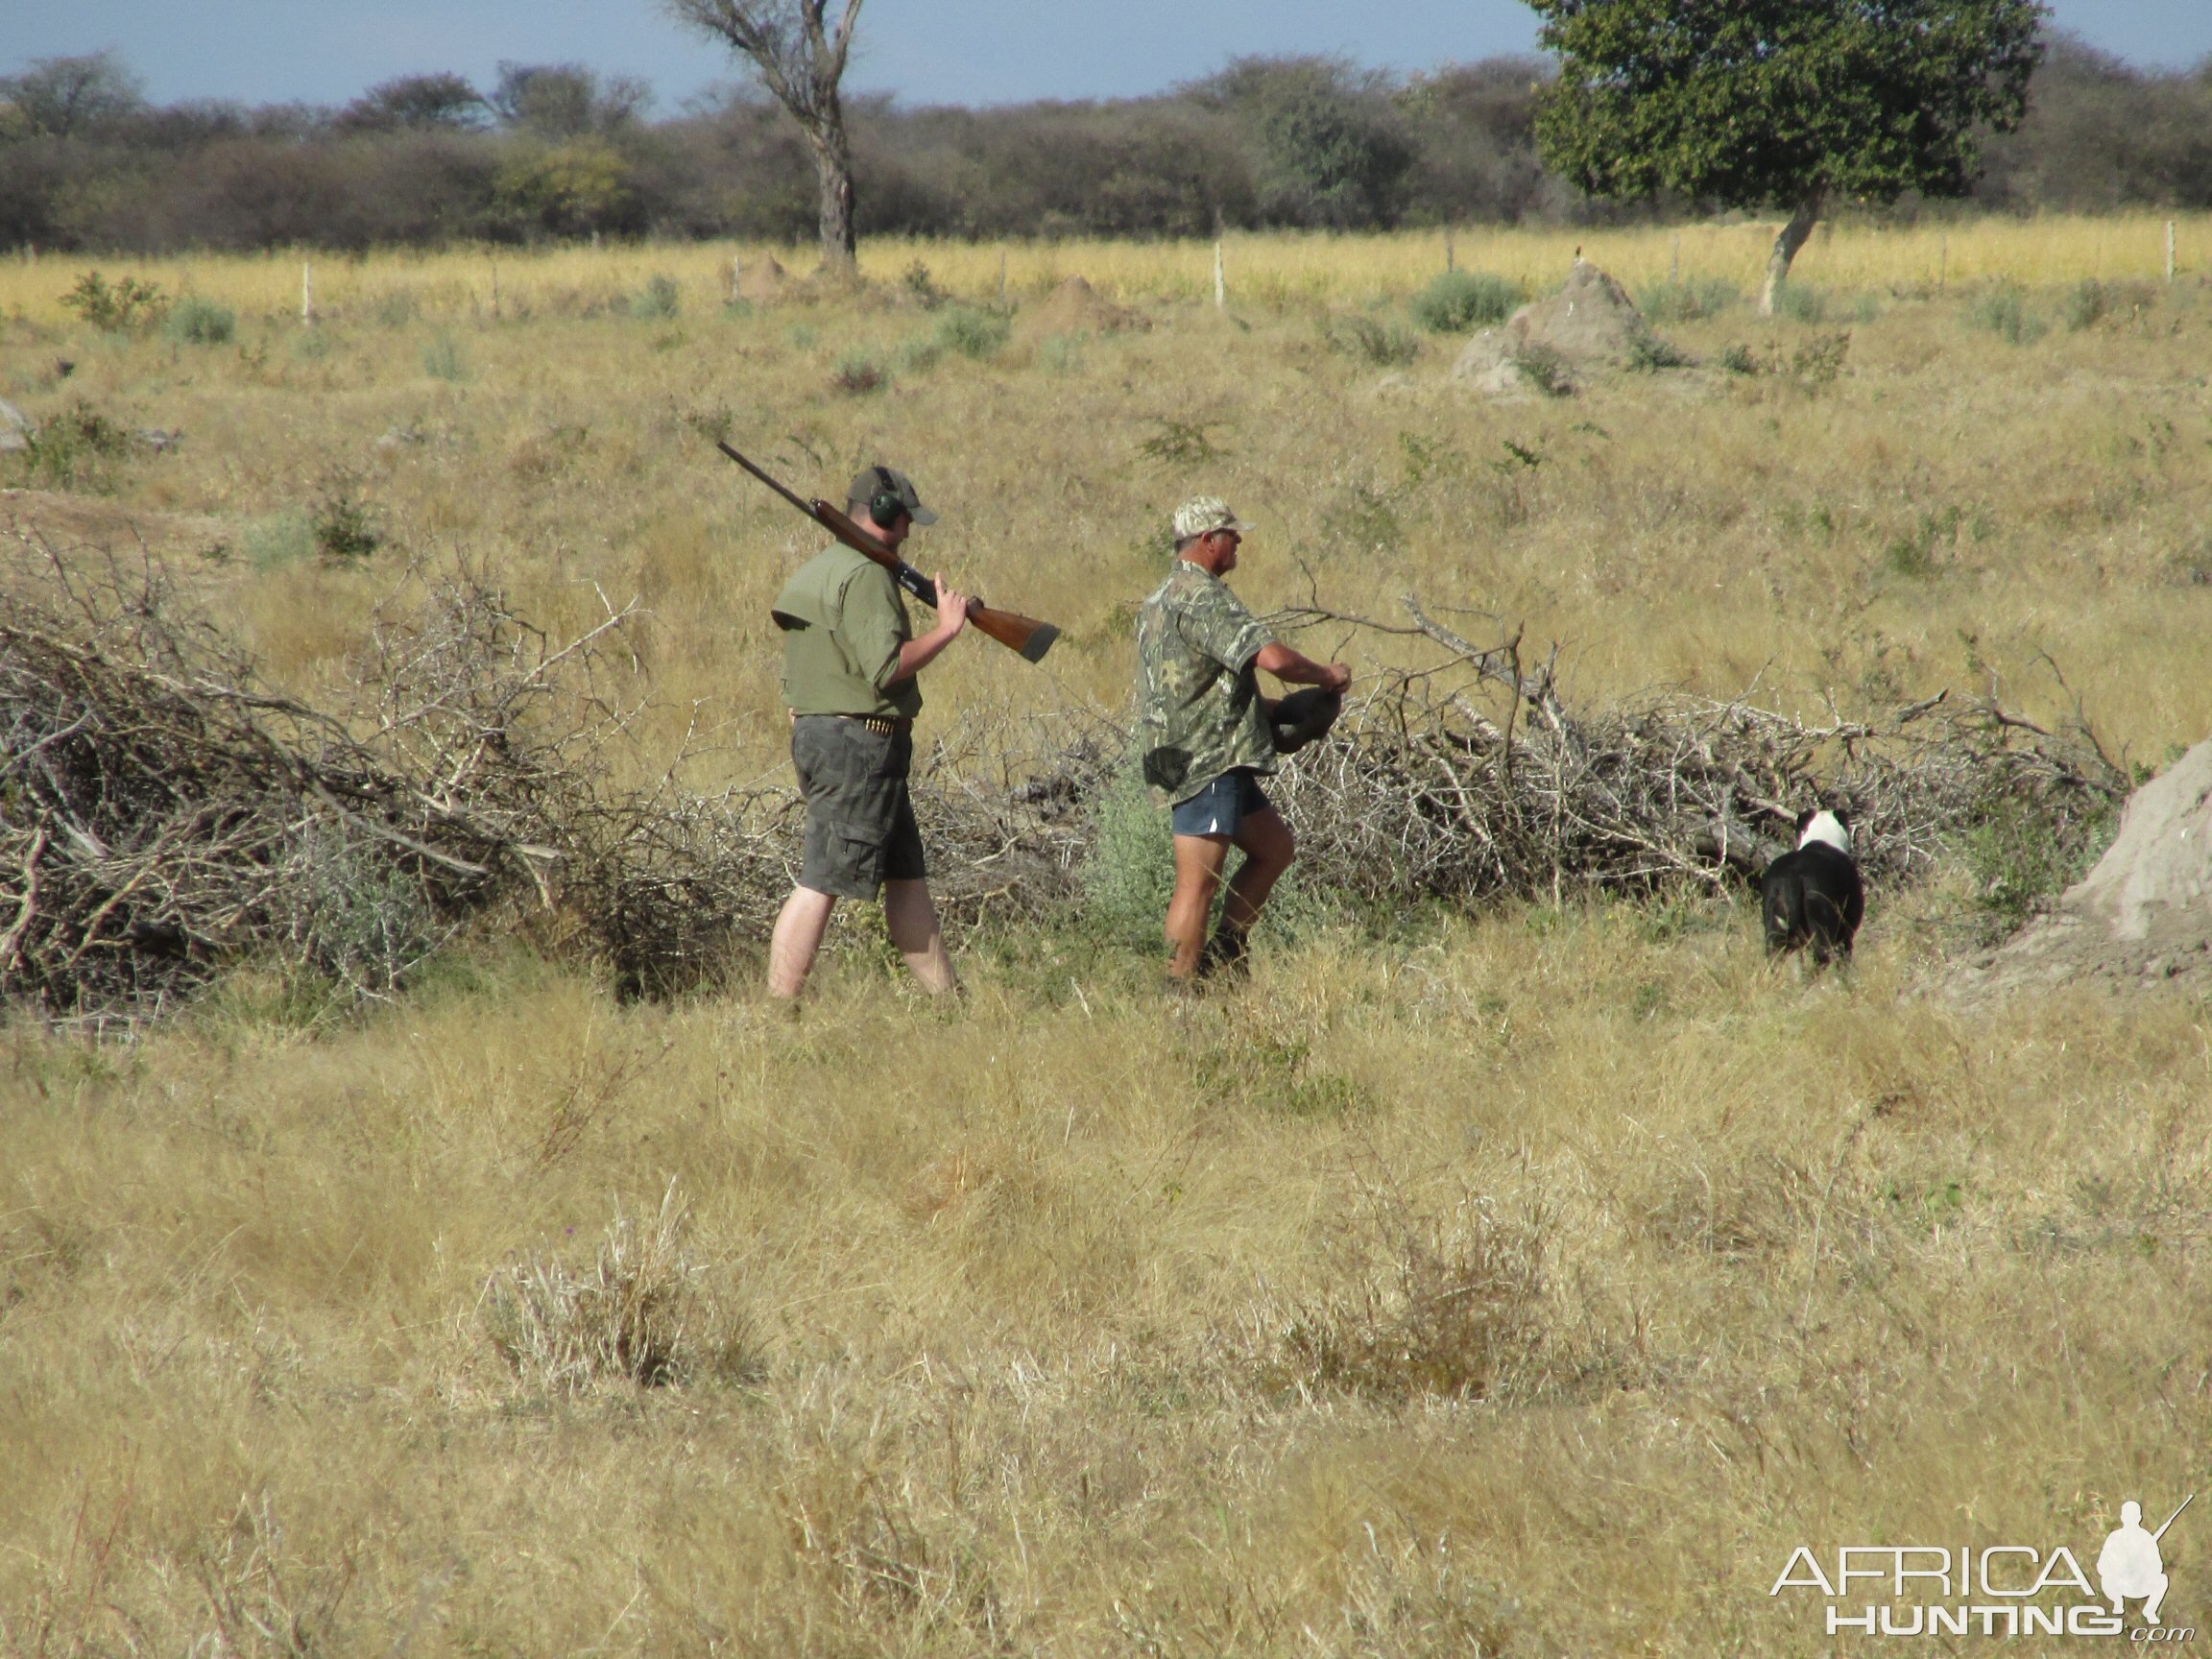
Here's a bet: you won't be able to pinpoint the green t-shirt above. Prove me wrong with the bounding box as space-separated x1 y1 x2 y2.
1134 560 1277 805
772 544 922 719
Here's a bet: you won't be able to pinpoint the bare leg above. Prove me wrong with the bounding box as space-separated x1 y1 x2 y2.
884 878 959 995
1200 806 1297 977
1220 805 1295 933
1166 834 1232 980
768 885 836 999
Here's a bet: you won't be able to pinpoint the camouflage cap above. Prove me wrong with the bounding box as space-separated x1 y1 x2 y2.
848 465 939 526
1171 496 1248 541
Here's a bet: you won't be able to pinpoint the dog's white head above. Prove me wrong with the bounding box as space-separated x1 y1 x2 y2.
1797 807 1852 854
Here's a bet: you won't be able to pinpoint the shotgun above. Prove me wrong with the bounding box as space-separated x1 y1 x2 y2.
2154 1494 2195 1541
716 440 1059 663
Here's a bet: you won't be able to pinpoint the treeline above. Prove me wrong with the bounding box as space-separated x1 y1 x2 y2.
1 37 2207 254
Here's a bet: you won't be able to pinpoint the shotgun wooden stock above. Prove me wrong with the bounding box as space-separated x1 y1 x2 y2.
716 440 1060 664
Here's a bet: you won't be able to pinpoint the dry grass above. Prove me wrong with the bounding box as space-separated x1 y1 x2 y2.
4 923 2208 1653
3 223 2212 1652
3 215 2208 321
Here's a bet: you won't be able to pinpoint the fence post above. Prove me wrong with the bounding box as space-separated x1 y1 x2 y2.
301 261 314 325
1446 228 1455 274
1214 239 1225 310
2168 220 2177 283
490 259 500 321
731 254 742 302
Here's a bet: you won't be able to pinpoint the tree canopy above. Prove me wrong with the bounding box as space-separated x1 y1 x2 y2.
1526 0 2047 307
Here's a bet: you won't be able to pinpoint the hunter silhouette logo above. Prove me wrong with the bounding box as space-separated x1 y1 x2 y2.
1771 1493 2198 1639
2101 1496 2192 1627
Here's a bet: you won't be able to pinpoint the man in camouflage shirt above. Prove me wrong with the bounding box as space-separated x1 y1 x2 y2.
1136 496 1350 983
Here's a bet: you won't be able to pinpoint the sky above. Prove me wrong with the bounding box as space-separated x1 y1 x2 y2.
6 0 2209 113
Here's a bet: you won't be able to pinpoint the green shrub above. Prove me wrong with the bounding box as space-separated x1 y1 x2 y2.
245 511 315 570
2063 279 2107 331
935 305 1009 359
1409 269 1522 333
60 271 169 333
901 259 948 309
422 334 469 381
19 399 133 490
1039 333 1085 374
1079 771 1176 947
374 290 420 327
1638 275 1739 324
894 335 944 374
630 273 681 319
1960 792 2119 944
1135 417 1226 469
1720 342 1761 375
311 472 382 561
291 825 436 997
1324 314 1420 366
1968 284 2046 345
1772 282 1827 325
1790 331 1851 386
163 295 236 345
1625 331 1690 372
1509 342 1574 397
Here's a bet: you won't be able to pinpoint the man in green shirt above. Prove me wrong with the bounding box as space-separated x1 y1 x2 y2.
766 465 971 1000
1136 496 1350 984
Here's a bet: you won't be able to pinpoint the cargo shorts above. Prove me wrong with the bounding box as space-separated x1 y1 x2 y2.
791 715 926 899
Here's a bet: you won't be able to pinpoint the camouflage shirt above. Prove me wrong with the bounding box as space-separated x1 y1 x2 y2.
1134 561 1277 805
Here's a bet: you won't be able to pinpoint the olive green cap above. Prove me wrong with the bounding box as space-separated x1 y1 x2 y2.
848 465 939 526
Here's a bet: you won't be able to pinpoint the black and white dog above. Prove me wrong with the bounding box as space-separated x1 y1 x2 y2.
1760 808 1864 965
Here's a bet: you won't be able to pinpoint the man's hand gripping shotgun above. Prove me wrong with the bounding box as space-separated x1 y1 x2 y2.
716 440 1060 663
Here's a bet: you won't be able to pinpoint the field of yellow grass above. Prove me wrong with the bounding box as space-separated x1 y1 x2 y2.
4 219 2211 1654
5 213 2209 322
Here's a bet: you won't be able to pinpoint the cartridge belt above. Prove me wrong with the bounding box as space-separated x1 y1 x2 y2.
793 711 913 736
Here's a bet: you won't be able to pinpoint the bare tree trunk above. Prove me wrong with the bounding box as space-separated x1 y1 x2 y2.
1759 187 1824 317
808 121 857 274
666 0 866 271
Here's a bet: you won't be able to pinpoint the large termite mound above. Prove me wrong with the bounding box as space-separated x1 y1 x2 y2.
1453 258 1654 395
1954 737 2212 999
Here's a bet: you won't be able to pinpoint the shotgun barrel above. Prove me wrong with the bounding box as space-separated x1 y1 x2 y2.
716 440 1059 663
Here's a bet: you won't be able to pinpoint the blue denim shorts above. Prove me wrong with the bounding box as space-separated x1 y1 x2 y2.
1170 768 1271 838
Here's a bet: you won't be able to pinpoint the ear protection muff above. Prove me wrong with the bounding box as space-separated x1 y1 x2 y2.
866 464 907 529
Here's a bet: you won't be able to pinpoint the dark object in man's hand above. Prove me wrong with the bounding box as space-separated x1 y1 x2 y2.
1270 687 1342 755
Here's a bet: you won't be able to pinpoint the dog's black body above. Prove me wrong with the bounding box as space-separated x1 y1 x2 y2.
1760 808 1864 965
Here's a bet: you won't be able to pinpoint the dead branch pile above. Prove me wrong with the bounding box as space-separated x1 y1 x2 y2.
0 541 646 1017
1264 597 2128 903
0 535 2128 1022
0 537 1104 1018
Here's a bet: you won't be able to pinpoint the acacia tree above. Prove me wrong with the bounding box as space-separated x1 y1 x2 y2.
1524 0 2046 313
663 0 864 270
0 51 145 140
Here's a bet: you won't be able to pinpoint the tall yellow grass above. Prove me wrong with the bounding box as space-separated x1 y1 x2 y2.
3 212 2207 322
